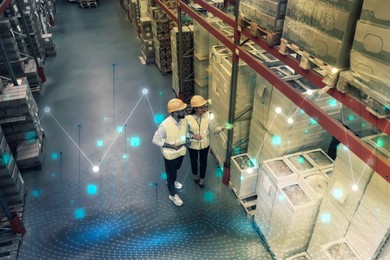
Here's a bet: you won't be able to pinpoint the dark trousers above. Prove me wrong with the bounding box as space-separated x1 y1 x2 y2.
189 147 209 179
164 156 184 196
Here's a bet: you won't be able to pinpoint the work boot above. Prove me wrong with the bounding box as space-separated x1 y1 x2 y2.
199 178 204 188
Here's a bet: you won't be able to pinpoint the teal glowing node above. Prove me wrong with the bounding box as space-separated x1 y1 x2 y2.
25 131 36 140
377 139 385 147
362 123 366 127
117 126 124 133
272 136 281 145
278 195 285 201
2 153 10 165
333 189 343 199
51 173 56 177
343 146 349 151
87 184 97 195
328 99 337 107
122 154 127 159
297 156 304 164
155 114 164 124
32 190 40 197
240 176 244 181
304 129 309 134
97 140 103 147
348 115 354 121
310 118 318 125
74 208 85 219
161 173 167 180
148 182 153 187
321 213 331 223
203 191 214 203
130 137 140 147
70 200 74 205
215 168 223 178
51 153 58 160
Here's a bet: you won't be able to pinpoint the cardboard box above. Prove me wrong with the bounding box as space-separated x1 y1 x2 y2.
361 0 390 28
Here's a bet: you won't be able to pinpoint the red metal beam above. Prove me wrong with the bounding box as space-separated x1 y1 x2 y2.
0 0 12 14
153 0 178 24
180 0 390 182
193 0 390 136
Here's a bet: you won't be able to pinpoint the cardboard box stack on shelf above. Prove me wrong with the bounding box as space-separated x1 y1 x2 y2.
21 10 46 61
208 45 256 167
0 126 26 207
239 0 287 45
247 68 341 165
255 149 333 259
229 153 259 199
0 80 44 170
139 17 154 64
150 7 174 74
337 0 390 118
171 26 194 101
193 19 210 98
280 0 361 84
42 33 56 57
307 139 390 260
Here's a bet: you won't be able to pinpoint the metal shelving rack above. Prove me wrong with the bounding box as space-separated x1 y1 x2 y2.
151 0 390 183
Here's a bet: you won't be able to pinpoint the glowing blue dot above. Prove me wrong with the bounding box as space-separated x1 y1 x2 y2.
300 109 305 114
329 99 337 107
310 118 318 125
161 173 167 180
343 146 349 151
117 126 124 133
240 176 244 181
362 123 366 127
44 106 50 113
25 131 36 140
278 195 285 201
2 154 11 165
51 153 58 160
97 140 103 147
333 189 343 199
216 168 223 178
130 137 140 147
148 182 153 187
74 208 85 219
122 154 127 159
377 139 385 147
70 200 74 205
204 191 214 203
159 91 163 96
155 114 164 124
87 184 97 195
304 129 309 134
298 156 304 164
321 213 331 223
272 136 281 145
51 173 56 177
32 190 40 197
348 115 354 121
142 88 148 95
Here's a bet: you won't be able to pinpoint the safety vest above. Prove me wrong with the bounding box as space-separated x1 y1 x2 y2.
187 113 210 150
161 117 187 160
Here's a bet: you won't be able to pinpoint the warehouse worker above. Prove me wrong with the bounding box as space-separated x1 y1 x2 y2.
186 95 225 188
153 98 189 206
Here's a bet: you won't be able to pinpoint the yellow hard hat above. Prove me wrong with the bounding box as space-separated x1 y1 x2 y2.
190 95 207 108
167 98 187 113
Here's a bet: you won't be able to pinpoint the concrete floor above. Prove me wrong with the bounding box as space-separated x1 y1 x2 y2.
18 1 272 259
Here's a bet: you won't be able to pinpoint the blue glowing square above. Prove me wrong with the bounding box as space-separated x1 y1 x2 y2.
297 156 305 164
130 137 140 147
310 118 318 125
155 114 164 124
272 136 281 145
74 208 85 219
117 126 124 133
51 153 58 160
215 168 223 178
1 154 11 165
304 129 309 134
204 191 214 203
161 173 167 180
97 140 103 147
51 173 56 177
333 189 343 199
321 213 331 223
348 115 354 121
377 139 385 147
25 131 36 140
240 176 244 181
87 184 97 195
328 99 337 107
122 154 127 159
32 189 40 197
278 195 285 201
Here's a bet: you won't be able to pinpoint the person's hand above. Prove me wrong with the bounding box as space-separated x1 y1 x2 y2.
192 134 203 140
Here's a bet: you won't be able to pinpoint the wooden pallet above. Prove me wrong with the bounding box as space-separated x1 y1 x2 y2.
279 38 343 86
229 181 257 219
337 70 390 118
238 16 282 47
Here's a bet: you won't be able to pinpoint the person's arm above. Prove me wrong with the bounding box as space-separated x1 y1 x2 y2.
152 124 182 150
209 117 224 135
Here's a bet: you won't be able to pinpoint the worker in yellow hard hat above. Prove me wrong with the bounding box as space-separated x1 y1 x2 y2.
153 98 189 206
186 95 226 188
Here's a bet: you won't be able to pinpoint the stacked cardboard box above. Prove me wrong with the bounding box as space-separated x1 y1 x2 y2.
171 26 194 101
208 45 256 167
140 17 154 64
282 0 360 68
337 0 390 117
229 153 259 198
0 81 44 169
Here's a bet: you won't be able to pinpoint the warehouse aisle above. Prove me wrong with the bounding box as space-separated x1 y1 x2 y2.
18 1 272 259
